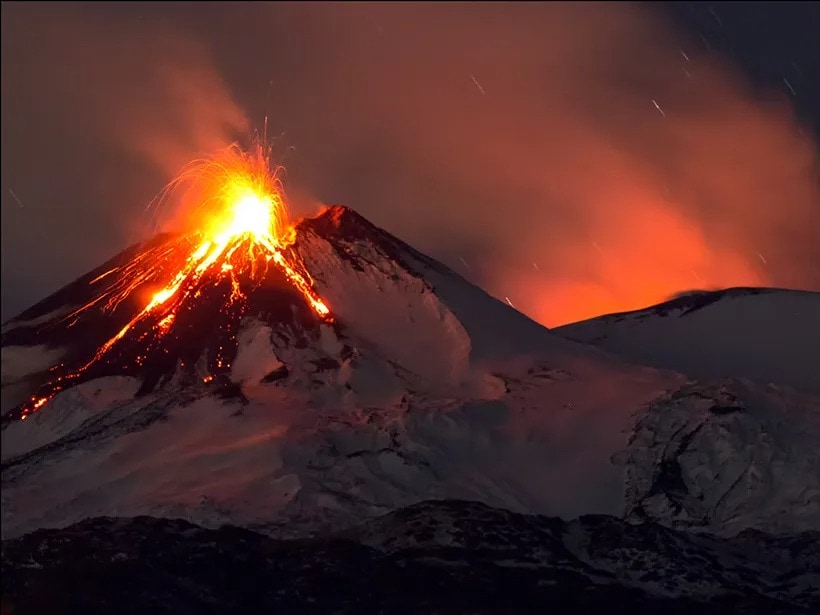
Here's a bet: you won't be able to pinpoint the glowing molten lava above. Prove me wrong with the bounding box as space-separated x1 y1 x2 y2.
17 144 331 420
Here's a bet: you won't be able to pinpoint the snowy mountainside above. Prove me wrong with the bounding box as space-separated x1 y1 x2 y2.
0 350 680 540
2 207 819 541
556 288 820 392
3 345 818 540
617 379 820 535
3 500 818 614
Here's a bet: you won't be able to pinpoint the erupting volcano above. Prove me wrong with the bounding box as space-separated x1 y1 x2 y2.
10 144 331 420
3 138 819 613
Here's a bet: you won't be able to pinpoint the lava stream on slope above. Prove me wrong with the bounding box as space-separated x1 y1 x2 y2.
14 144 332 420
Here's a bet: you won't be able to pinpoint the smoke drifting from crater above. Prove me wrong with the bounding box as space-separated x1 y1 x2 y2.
2 2 819 325
262 3 820 326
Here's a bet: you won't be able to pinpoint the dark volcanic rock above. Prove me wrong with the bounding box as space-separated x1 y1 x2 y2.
2 500 817 614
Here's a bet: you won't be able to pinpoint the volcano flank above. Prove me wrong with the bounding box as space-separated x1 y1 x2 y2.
3 223 335 419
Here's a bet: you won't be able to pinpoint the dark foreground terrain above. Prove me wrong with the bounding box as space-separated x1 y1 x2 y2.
2 500 818 614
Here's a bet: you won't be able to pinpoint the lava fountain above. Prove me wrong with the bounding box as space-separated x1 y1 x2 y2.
17 143 331 419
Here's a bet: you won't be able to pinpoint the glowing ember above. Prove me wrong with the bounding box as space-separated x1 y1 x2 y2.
17 143 331 419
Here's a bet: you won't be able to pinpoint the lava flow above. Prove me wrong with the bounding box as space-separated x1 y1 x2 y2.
16 144 331 420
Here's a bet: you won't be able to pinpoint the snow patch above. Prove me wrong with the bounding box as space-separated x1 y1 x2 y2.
1 376 141 461
230 321 283 385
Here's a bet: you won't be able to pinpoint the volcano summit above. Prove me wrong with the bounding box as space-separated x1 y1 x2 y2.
2 150 819 612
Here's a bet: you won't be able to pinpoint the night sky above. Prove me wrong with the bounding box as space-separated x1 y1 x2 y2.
2 2 819 325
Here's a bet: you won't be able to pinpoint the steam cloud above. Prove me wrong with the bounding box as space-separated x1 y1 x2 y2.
2 2 819 324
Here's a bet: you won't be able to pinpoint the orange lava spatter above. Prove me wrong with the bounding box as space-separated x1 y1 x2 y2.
18 144 331 420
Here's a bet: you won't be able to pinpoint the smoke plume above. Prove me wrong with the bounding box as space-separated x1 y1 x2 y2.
2 2 818 324
258 3 820 326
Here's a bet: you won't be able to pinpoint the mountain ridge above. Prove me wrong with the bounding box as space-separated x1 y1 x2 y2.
557 286 820 393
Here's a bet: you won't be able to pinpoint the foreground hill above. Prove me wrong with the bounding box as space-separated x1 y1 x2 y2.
3 500 818 614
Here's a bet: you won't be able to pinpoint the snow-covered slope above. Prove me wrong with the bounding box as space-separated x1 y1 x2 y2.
294 207 579 365
616 380 820 535
0 350 683 539
2 208 818 542
556 288 820 393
